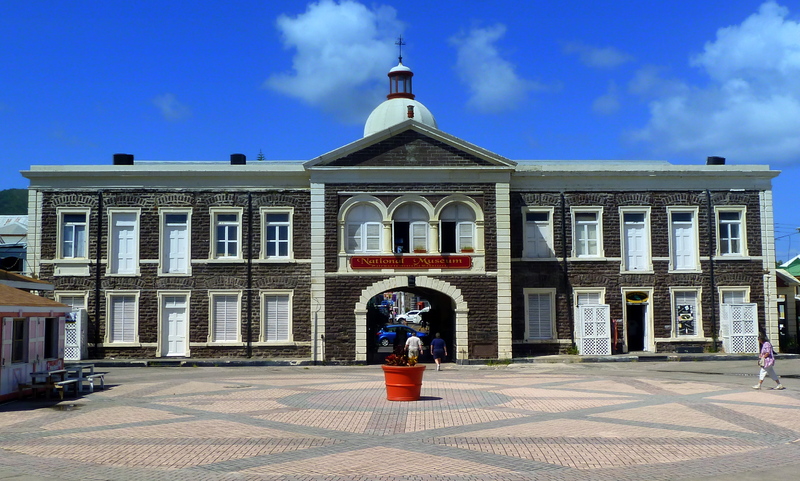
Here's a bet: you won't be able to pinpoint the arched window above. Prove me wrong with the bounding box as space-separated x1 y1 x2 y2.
393 203 428 253
440 203 475 253
345 204 382 253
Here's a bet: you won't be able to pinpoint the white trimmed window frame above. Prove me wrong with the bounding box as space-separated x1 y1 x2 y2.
159 208 192 276
260 290 293 343
523 288 556 341
667 207 701 272
55 291 88 311
105 290 140 345
715 206 748 257
343 203 383 254
208 290 242 344
522 207 555 259
56 207 90 260
571 207 604 259
573 288 606 309
670 287 703 338
619 207 652 273
107 208 141 276
260 207 294 260
210 207 243 260
719 286 750 305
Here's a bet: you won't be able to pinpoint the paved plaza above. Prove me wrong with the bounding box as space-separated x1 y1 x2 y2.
1 360 799 480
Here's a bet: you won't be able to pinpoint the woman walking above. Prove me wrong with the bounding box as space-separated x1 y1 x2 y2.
753 332 785 390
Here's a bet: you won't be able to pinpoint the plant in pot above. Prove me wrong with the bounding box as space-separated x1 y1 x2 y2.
460 245 474 253
382 346 426 401
413 245 427 253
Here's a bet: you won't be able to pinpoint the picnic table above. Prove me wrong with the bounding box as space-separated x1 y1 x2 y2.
66 364 104 392
20 369 69 399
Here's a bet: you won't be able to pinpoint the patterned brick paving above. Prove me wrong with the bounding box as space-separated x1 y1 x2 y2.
0 363 798 480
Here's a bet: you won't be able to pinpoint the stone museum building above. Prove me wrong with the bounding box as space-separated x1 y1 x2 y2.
22 59 781 363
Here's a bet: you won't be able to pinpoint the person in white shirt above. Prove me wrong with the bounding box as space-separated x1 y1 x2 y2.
405 331 424 359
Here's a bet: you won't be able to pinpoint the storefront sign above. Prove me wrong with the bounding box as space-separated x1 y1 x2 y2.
350 255 472 269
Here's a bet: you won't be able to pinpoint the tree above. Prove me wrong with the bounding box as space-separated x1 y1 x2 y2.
0 189 27 214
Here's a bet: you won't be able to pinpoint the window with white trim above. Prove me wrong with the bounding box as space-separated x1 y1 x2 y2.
393 203 429 253
572 208 603 258
668 208 699 271
11 318 27 363
524 289 555 340
621 209 650 271
211 208 242 259
160 210 191 275
345 204 382 253
210 292 240 342
523 208 554 258
440 202 476 254
109 210 139 274
720 288 749 305
108 293 137 343
575 290 604 307
58 209 89 259
263 209 293 259
672 289 700 337
261 291 292 342
716 207 746 256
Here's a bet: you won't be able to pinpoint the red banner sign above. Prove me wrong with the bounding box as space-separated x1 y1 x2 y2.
350 255 472 269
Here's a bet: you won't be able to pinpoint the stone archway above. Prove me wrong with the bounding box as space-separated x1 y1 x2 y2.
354 276 469 362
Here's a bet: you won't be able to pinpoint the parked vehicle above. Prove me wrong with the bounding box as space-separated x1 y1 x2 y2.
376 325 429 347
396 307 430 324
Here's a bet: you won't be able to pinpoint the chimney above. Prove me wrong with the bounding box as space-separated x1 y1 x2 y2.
230 153 246 165
407 105 415 119
706 156 726 165
113 153 134 165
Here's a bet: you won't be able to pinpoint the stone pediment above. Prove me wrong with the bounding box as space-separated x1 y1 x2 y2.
305 120 516 170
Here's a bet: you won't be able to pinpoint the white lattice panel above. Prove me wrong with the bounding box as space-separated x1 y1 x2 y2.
576 305 611 355
64 320 80 361
720 304 758 354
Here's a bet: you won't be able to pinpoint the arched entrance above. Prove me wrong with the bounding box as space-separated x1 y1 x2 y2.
354 276 468 364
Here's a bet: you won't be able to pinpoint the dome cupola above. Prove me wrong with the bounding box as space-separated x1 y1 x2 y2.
363 38 437 137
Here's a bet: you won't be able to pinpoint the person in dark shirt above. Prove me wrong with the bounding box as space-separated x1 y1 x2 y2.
430 332 447 371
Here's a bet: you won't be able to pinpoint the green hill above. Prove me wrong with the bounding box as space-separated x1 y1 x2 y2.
0 189 27 214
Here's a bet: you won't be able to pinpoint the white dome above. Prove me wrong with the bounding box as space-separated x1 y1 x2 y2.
363 98 437 137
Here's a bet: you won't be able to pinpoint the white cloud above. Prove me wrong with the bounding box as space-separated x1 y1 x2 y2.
593 81 620 115
629 2 800 163
152 93 191 121
563 42 633 69
449 24 541 113
265 0 404 123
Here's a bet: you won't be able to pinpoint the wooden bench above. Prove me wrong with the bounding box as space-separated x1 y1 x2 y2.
54 379 79 400
17 382 54 399
84 373 105 392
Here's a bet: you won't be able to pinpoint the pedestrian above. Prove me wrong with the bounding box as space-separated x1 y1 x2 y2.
405 331 423 359
753 332 785 390
430 332 447 371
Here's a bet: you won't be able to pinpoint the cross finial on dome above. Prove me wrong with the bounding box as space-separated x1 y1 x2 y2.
395 36 405 63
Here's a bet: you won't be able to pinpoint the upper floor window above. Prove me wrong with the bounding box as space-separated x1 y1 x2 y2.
262 208 293 259
393 203 428 253
572 208 603 258
716 207 746 256
668 208 699 271
345 204 382 254
523 208 554 258
621 209 650 271
109 210 139 275
524 289 555 340
160 210 191 275
211 208 242 259
440 202 475 254
58 209 89 259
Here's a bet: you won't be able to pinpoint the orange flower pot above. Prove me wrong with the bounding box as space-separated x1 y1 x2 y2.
382 365 426 401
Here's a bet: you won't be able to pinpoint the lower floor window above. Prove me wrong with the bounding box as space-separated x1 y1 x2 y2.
45 318 58 358
110 295 137 343
262 293 291 342
212 294 240 342
525 290 554 340
674 290 699 336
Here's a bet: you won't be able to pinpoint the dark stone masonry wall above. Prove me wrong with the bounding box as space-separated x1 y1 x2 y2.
38 189 312 359
510 189 766 354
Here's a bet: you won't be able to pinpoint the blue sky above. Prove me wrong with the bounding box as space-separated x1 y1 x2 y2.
3 1 800 260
